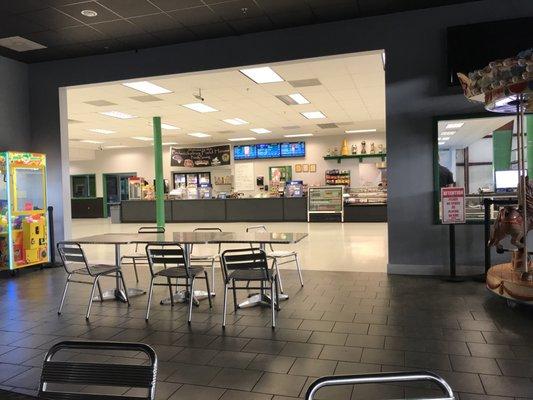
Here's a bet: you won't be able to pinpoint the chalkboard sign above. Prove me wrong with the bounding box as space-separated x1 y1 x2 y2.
171 145 231 167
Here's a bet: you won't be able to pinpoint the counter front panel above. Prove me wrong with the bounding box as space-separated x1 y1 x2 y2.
121 200 172 222
226 198 284 221
172 199 226 221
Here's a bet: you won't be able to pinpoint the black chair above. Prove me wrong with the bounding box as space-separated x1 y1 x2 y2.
38 340 157 400
145 244 212 322
220 248 279 328
121 226 165 282
190 227 223 295
57 242 130 320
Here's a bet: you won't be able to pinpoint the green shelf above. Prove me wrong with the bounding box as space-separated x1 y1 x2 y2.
324 153 387 163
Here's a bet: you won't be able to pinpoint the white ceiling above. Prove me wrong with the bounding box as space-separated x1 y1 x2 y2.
438 115 515 149
67 50 386 151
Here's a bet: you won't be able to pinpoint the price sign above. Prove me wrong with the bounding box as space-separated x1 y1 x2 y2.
441 187 465 224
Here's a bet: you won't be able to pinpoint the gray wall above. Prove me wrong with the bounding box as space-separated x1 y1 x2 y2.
27 0 532 272
0 56 30 150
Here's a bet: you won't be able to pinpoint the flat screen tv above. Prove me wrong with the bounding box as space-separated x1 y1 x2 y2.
281 142 305 158
256 143 281 159
233 145 257 160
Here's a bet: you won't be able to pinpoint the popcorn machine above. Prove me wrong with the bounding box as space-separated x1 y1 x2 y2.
0 152 49 270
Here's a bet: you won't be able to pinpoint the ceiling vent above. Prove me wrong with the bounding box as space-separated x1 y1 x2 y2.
276 95 297 105
130 95 162 102
288 78 321 88
0 36 46 52
317 123 338 129
282 125 300 130
217 130 236 134
336 121 354 126
84 100 117 106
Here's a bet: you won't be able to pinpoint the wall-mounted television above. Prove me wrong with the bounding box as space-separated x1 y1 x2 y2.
233 141 305 160
256 143 281 158
233 145 257 160
281 141 305 158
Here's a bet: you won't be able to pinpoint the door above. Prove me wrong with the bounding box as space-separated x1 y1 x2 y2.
103 173 136 217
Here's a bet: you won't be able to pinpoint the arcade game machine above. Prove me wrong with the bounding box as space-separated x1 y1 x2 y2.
0 152 49 271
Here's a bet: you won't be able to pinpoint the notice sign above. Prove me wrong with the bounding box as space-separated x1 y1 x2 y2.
441 187 465 224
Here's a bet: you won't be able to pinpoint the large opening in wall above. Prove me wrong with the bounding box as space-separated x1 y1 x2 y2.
64 50 388 272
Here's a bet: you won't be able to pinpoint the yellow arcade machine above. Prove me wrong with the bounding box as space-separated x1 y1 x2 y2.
0 152 49 271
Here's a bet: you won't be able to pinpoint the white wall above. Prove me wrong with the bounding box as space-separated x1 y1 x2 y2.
69 134 386 197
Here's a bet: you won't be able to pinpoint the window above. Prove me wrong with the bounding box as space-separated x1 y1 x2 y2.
71 174 96 198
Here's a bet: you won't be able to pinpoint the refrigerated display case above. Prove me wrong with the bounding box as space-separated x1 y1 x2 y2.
0 152 49 270
344 186 387 205
173 172 211 189
308 186 344 222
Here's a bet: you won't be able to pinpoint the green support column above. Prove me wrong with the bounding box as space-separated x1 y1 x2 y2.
492 122 513 172
527 116 533 178
153 116 165 229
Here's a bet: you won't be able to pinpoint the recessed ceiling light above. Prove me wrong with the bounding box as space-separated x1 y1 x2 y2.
132 136 153 141
105 145 127 149
188 132 211 138
161 142 178 146
100 111 137 119
80 140 104 144
223 118 249 126
345 129 377 133
182 103 218 113
441 131 456 136
88 128 115 134
446 122 464 129
440 137 450 141
227 137 257 142
149 122 180 130
250 128 271 134
288 93 310 105
122 81 172 95
81 9 98 17
284 134 313 137
239 67 284 84
301 111 326 119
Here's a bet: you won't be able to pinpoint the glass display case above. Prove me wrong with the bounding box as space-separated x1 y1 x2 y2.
0 152 48 270
325 170 350 186
344 186 387 205
308 186 344 222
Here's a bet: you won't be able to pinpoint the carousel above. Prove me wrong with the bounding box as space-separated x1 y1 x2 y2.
458 48 533 305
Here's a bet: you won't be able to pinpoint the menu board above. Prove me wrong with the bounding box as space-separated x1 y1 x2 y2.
234 162 255 191
234 145 257 160
281 141 305 158
171 145 231 167
256 143 281 158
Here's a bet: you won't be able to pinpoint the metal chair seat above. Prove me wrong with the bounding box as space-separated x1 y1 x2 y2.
155 266 204 279
74 264 120 276
228 269 274 281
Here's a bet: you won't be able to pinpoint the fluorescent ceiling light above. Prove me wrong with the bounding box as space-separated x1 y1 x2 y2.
132 136 153 141
149 122 180 130
122 81 172 95
88 128 115 134
80 140 104 144
441 131 456 136
105 145 127 149
250 128 271 134
100 110 137 119
223 118 249 126
182 103 218 113
445 122 464 129
301 111 326 119
240 67 284 84
438 141 445 146
440 137 450 141
188 132 211 138
228 137 257 142
162 142 178 146
288 93 310 105
284 134 313 137
345 128 377 133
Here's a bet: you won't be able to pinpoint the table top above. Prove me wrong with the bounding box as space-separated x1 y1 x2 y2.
74 231 308 245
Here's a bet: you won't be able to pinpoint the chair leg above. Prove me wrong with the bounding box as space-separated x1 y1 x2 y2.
270 281 276 329
86 276 99 320
211 259 216 295
232 279 238 311
167 277 175 306
187 277 196 324
133 258 139 283
204 271 212 308
118 271 130 306
273 259 284 294
58 275 70 315
145 277 154 321
96 280 104 302
274 275 281 311
222 283 228 328
295 254 304 287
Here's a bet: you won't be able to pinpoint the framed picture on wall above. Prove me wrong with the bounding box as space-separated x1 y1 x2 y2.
295 164 302 173
302 164 309 172
269 166 292 183
309 164 316 173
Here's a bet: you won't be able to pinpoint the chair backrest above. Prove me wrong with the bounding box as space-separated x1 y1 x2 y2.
191 227 223 254
246 225 274 251
145 244 189 278
57 242 91 275
38 340 158 400
220 248 269 281
136 227 165 251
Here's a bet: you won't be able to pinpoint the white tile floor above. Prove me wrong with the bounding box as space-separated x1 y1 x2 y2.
70 219 388 273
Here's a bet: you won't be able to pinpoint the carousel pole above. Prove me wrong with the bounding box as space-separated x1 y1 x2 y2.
518 95 528 273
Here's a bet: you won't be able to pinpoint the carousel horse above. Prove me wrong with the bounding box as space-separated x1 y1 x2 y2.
488 207 528 253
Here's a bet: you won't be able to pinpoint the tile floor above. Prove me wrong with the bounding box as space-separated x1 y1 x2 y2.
0 251 532 399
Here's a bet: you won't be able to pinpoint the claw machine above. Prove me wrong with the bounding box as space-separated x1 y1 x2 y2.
0 152 49 270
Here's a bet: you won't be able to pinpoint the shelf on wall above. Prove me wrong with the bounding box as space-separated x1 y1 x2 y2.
324 153 387 163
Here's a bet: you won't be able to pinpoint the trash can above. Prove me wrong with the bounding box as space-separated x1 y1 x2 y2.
110 204 121 224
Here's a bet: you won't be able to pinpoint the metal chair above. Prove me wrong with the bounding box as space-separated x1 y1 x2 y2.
57 242 130 320
121 226 165 283
221 248 279 328
190 227 223 295
38 340 157 400
305 371 455 400
246 225 304 292
145 244 212 322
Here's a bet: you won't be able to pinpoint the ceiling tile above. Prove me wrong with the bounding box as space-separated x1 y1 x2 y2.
149 0 204 12
0 14 47 36
255 0 309 13
24 30 74 47
269 9 314 28
209 0 264 21
0 0 47 14
57 25 107 44
21 7 83 29
59 1 120 23
228 15 273 34
127 13 183 32
150 27 197 44
98 0 160 18
168 6 221 26
90 20 144 37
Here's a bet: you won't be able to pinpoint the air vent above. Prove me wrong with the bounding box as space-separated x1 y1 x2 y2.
0 36 46 52
288 79 321 88
336 121 354 126
84 100 117 106
282 125 300 130
317 123 338 129
217 130 236 134
130 95 162 103
276 95 296 105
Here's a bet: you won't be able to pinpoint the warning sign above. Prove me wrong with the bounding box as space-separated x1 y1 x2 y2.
441 187 465 224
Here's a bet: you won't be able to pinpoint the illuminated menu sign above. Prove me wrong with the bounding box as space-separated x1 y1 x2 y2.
233 141 306 160
256 143 281 158
233 145 257 160
281 141 305 158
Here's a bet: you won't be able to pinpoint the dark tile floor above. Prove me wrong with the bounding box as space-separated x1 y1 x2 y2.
0 266 532 399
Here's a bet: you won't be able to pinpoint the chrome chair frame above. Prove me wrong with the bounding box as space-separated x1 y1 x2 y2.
190 227 223 296
120 226 165 282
